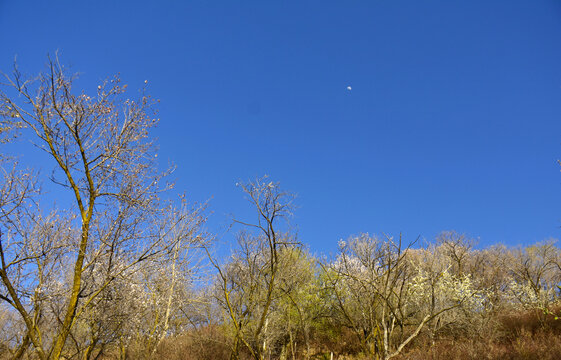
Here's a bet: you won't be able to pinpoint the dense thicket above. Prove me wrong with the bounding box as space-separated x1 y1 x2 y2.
1 61 561 360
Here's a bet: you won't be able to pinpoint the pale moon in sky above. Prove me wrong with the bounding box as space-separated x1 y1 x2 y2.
346 86 352 91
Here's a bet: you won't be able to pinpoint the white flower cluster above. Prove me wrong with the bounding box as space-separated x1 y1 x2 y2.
408 268 487 312
503 279 557 309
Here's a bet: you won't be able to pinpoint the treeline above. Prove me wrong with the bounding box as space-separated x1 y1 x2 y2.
157 231 561 360
1 59 561 360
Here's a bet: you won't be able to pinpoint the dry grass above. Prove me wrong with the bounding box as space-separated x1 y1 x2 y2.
398 307 561 360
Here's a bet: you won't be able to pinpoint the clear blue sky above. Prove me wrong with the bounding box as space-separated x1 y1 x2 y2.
1 1 561 251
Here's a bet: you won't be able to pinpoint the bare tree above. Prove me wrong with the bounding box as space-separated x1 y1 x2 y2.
435 231 475 277
208 176 298 360
321 234 418 359
506 240 561 310
0 57 203 360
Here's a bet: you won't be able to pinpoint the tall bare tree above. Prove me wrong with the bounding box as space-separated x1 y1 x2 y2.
209 176 298 360
0 57 203 360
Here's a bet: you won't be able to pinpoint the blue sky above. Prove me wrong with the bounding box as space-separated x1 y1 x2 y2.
1 1 561 252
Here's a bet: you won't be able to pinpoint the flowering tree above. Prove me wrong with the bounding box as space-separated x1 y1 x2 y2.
504 241 561 310
321 233 486 360
0 57 204 360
